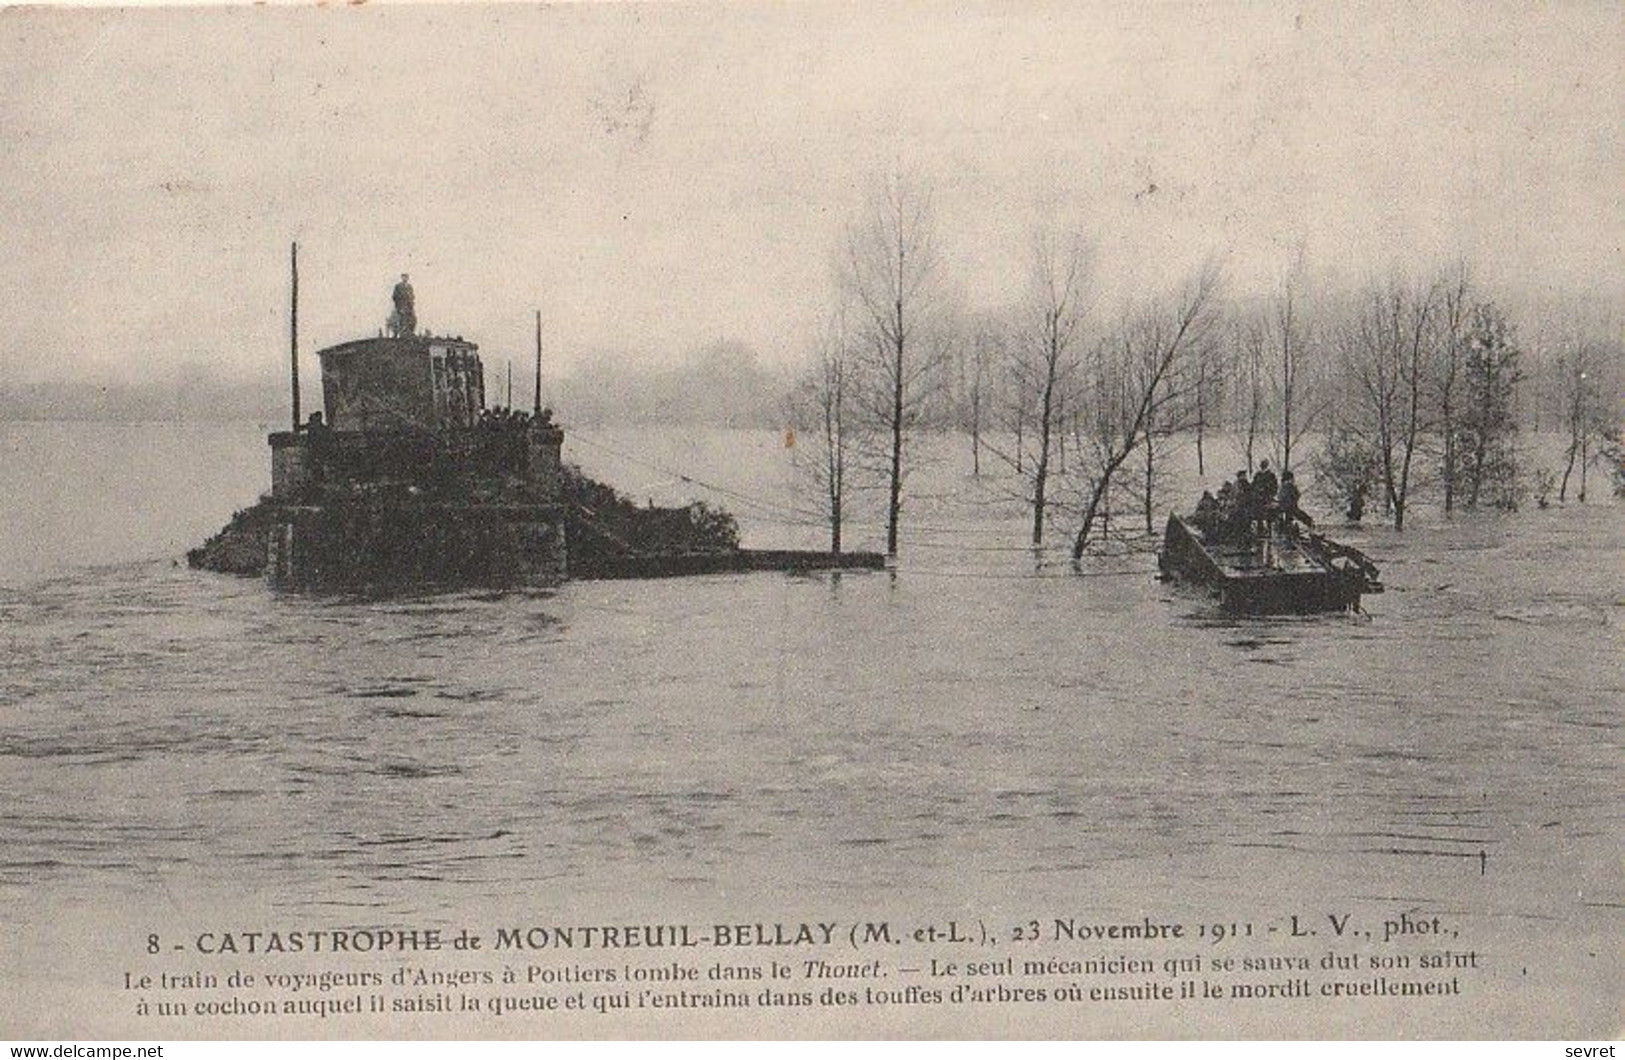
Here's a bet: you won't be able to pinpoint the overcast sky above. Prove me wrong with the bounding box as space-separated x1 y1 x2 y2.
1 2 1620 384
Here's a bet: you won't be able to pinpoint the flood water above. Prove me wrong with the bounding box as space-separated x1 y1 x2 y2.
0 421 1619 1037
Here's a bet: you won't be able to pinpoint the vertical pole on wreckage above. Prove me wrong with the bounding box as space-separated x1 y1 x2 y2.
290 242 300 431
533 309 543 417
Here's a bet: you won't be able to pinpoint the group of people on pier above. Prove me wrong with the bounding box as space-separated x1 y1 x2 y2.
1192 459 1312 545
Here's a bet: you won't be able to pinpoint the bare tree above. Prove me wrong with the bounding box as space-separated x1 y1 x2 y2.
1312 422 1379 521
1332 277 1440 530
1264 276 1323 474
1184 333 1225 477
1432 266 1473 513
787 309 857 552
1069 264 1223 559
1008 230 1091 545
998 332 1033 475
1555 338 1618 502
1456 300 1523 510
1129 377 1185 535
951 314 1001 477
1225 275 1324 477
842 172 944 556
1231 312 1266 473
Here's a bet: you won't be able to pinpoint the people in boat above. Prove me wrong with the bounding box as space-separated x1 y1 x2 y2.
1222 470 1253 541
1193 490 1221 537
1275 469 1314 531
1252 459 1278 502
1251 459 1279 536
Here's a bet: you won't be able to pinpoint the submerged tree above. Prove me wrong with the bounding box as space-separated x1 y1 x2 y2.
787 309 858 553
1602 431 1625 500
1130 380 1184 535
1456 301 1523 510
1217 273 1325 479
842 171 945 556
1553 339 1618 503
1311 422 1379 522
1332 277 1439 530
1069 263 1223 559
1186 336 1222 477
1231 312 1267 473
1008 229 1091 545
951 315 1000 477
1432 267 1473 514
1263 273 1323 474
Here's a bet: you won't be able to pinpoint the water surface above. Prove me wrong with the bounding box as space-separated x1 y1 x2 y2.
0 422 1618 1037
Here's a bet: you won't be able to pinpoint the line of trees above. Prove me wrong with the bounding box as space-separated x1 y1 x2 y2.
785 173 1623 558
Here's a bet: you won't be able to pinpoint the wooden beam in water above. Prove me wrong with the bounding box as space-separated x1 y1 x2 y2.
574 550 887 581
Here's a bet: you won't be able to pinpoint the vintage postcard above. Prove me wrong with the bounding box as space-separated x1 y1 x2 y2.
0 1 1620 1041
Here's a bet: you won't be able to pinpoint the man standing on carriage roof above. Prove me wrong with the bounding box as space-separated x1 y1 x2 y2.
388 273 416 338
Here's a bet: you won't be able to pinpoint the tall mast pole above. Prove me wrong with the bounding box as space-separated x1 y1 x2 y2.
506 361 513 408
290 242 300 431
533 309 542 416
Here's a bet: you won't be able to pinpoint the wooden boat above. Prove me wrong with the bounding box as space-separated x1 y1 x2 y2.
1157 513 1382 614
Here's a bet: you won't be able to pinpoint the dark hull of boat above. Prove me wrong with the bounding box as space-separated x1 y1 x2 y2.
1158 514 1377 615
